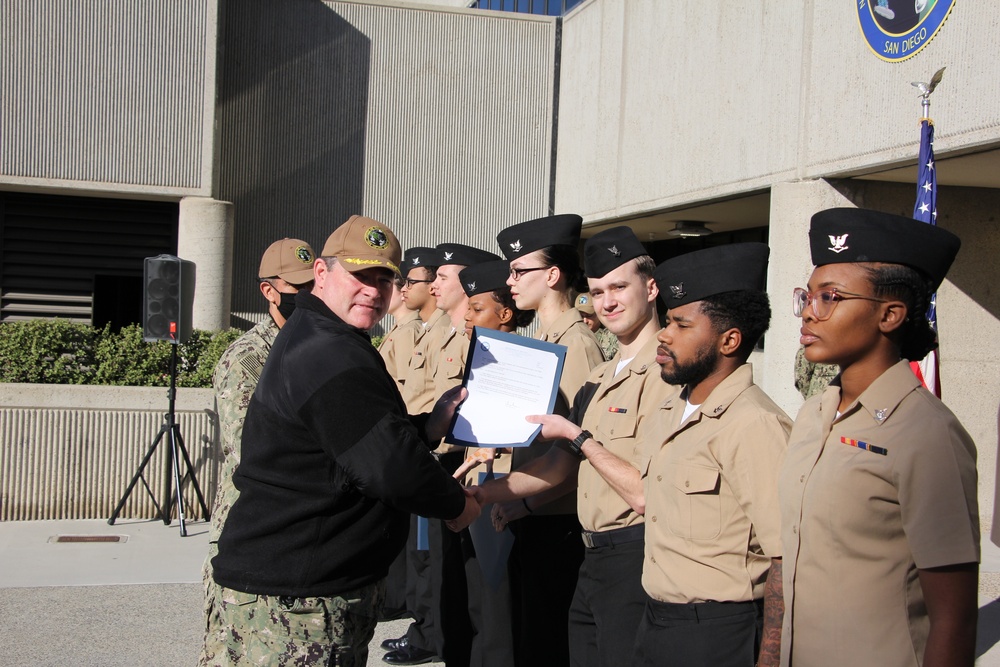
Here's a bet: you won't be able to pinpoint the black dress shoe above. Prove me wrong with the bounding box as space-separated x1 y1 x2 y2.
382 643 439 665
380 635 408 652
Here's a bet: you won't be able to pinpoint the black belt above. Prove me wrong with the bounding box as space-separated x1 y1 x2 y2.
581 523 644 549
646 598 762 621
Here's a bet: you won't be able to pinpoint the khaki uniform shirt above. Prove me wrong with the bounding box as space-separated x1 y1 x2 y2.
379 310 423 390
576 335 673 533
513 307 604 516
400 309 449 413
640 364 790 604
779 361 980 667
431 325 469 455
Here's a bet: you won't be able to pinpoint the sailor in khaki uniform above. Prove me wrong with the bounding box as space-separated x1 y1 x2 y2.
385 243 500 667
452 259 537 667
493 214 605 667
380 246 441 621
472 227 672 667
380 250 432 390
636 243 790 667
779 208 979 667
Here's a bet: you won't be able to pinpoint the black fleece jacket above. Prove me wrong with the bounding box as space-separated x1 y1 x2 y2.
213 292 466 596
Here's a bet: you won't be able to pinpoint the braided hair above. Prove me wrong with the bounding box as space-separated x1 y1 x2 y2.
862 263 937 361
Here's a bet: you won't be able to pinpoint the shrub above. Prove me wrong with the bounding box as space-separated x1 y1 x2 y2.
0 319 100 384
0 320 241 388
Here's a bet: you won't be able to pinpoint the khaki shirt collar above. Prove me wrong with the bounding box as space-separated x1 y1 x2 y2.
661 363 755 418
823 359 920 427
595 334 660 398
539 307 586 343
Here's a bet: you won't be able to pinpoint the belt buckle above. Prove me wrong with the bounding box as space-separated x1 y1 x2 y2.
581 532 596 549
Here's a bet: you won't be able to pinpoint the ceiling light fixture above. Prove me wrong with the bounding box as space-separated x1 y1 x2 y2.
665 221 713 238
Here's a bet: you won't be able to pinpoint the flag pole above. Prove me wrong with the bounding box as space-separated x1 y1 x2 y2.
909 67 945 397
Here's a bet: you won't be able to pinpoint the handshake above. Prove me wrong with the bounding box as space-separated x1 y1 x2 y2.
445 486 485 533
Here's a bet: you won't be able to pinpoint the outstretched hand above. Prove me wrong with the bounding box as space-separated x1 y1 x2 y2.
453 448 496 480
525 413 580 442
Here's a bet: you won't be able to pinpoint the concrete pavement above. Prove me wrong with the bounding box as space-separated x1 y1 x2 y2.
0 518 997 665
0 519 440 667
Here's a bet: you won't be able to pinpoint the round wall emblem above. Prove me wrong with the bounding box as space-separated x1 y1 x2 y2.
365 227 388 249
856 0 955 62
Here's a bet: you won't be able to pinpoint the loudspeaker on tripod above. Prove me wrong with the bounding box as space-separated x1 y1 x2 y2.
143 255 196 344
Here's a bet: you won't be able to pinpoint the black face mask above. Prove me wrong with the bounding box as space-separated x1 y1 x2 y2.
276 291 298 321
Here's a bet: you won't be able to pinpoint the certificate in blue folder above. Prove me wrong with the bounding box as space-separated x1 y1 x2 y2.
445 327 566 448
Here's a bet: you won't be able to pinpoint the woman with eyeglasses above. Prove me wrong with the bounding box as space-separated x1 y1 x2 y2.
779 208 979 667
493 214 605 667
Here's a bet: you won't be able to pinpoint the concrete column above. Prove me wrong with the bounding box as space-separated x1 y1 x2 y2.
178 197 234 331
762 179 856 418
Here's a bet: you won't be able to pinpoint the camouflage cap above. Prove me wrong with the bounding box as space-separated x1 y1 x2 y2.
321 215 402 276
258 238 316 285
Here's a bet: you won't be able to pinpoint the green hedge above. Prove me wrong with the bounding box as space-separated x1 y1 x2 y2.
0 320 242 387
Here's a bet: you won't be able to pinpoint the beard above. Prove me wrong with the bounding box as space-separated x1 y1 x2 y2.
659 343 718 388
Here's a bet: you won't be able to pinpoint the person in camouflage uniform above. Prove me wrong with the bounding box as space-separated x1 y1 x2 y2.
576 291 618 360
201 217 479 667
201 238 315 611
793 345 839 400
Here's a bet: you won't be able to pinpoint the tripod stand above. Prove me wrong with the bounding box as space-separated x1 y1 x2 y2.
108 343 210 536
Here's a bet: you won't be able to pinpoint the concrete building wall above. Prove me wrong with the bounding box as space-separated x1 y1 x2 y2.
0 0 220 198
556 0 1000 218
220 0 555 323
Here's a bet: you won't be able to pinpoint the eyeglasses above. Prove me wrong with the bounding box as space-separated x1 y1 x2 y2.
792 287 887 321
509 266 550 281
402 278 434 288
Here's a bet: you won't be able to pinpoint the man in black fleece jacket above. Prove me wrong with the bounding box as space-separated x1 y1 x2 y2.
201 216 479 667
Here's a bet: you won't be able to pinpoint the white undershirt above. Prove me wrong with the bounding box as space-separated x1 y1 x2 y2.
681 398 701 423
615 356 635 377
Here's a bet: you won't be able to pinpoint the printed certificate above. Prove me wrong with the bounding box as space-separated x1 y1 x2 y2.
445 327 566 448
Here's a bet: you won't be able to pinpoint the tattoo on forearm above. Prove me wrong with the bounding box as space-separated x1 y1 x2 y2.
758 559 784 667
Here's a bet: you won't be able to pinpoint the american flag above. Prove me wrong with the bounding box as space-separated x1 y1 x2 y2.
910 119 940 397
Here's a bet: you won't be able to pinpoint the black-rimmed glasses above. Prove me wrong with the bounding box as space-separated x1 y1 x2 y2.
403 278 434 288
509 266 550 281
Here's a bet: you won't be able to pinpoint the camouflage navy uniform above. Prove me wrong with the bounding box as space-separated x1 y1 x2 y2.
201 317 280 605
793 345 839 400
595 327 618 361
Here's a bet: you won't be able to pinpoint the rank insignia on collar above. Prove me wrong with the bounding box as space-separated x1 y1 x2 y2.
828 234 849 254
712 406 723 414
670 283 686 299
510 240 523 253
841 436 887 456
874 408 887 422
608 245 621 256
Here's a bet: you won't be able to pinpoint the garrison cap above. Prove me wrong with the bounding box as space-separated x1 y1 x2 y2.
809 207 960 290
460 260 511 297
402 246 438 275
258 238 315 285
574 293 596 315
584 226 647 278
321 215 402 276
496 214 583 260
435 243 501 268
655 242 770 309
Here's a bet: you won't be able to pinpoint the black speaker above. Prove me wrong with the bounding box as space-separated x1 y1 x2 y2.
143 255 196 343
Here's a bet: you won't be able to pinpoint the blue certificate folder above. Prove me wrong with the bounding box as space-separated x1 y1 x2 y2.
444 327 566 448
